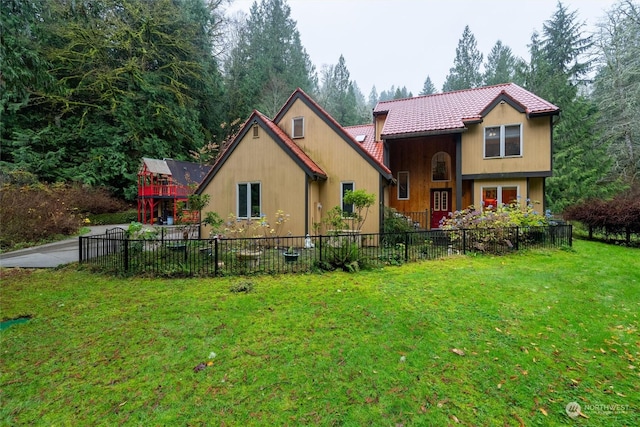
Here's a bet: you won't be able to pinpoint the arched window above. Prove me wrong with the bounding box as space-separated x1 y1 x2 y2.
432 152 451 181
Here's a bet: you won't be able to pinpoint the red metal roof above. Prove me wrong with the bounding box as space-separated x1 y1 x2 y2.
373 83 560 138
343 124 384 169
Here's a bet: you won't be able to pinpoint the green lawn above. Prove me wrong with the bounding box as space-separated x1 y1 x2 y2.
1 240 638 426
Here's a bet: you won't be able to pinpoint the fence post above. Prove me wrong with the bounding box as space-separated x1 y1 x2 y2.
124 238 129 273
78 236 83 263
462 229 466 255
319 235 323 263
404 232 409 262
569 224 573 247
515 227 519 251
214 238 219 276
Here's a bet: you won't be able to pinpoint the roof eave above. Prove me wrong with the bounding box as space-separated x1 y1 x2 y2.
382 128 465 140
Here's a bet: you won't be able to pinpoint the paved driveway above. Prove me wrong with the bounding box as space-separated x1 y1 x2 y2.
0 225 127 268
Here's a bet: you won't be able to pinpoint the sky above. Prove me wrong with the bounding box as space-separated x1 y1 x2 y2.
226 0 617 96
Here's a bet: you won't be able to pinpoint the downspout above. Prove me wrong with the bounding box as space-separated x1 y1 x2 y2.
455 134 462 210
305 175 310 235
379 175 385 233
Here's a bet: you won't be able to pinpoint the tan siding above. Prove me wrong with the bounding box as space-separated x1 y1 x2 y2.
277 100 383 234
461 103 551 175
199 130 308 236
375 114 386 142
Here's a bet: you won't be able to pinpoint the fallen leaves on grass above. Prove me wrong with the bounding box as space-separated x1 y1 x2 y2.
451 348 465 356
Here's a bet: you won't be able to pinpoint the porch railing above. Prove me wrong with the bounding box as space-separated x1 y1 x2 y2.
79 225 572 277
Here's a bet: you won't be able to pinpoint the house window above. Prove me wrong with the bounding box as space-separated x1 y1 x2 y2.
431 152 451 181
484 124 522 158
252 124 259 138
292 117 304 139
482 186 519 209
341 182 354 215
238 182 261 218
397 171 409 200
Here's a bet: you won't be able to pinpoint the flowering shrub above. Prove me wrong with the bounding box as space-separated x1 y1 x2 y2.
441 201 548 230
441 202 549 253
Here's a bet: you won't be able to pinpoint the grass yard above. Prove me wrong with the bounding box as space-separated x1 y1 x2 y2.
1 240 638 426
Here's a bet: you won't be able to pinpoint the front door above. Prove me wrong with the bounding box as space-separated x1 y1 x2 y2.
431 189 452 229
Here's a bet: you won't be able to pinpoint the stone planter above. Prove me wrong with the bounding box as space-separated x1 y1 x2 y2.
283 252 300 263
236 250 262 268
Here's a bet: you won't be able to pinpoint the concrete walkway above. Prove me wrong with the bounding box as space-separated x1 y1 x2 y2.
0 225 128 269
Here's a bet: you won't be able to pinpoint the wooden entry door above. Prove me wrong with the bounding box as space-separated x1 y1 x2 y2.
431 189 452 229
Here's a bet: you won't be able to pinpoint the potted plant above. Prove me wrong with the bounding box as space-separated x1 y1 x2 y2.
283 246 300 263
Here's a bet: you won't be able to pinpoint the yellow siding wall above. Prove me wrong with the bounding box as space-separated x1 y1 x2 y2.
278 100 383 234
461 103 551 175
199 125 308 236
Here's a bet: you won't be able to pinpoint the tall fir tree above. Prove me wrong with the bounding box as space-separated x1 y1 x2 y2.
223 0 315 119
318 55 367 126
483 41 519 86
442 25 483 92
530 1 615 211
419 76 437 95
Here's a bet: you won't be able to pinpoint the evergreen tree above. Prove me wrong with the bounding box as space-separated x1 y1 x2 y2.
529 2 616 211
368 86 379 110
542 1 593 84
1 0 226 199
419 76 437 95
483 41 518 86
593 0 640 185
442 25 483 92
379 85 412 101
317 55 367 126
224 0 315 119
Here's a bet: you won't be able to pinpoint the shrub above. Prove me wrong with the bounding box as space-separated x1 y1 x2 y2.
442 201 548 229
382 207 416 246
441 202 548 254
0 181 129 250
564 188 640 243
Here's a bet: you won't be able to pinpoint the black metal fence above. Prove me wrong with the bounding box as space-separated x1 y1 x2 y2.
79 225 572 277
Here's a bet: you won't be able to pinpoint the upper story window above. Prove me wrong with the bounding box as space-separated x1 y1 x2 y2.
431 152 451 181
292 117 304 138
397 171 409 200
238 182 261 219
252 124 259 138
484 124 522 158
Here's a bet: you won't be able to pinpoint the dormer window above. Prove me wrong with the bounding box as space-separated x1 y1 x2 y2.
292 117 304 139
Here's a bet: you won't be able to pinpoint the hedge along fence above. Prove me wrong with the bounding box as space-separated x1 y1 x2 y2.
564 191 640 244
79 225 572 277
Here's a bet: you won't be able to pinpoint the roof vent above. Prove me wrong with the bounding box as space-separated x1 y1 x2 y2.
355 134 366 143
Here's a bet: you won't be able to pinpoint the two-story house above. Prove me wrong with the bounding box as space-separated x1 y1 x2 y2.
196 84 559 235
376 83 560 228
